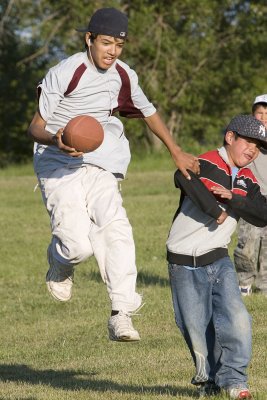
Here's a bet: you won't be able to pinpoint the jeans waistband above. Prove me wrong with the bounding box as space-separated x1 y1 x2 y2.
167 248 228 267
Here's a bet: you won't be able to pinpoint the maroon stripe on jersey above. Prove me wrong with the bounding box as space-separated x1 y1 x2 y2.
64 63 87 96
113 63 144 118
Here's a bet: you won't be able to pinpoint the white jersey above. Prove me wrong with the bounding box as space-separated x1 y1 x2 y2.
34 52 156 177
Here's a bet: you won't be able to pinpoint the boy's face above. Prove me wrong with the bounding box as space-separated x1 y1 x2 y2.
225 131 261 167
86 33 125 70
254 105 267 128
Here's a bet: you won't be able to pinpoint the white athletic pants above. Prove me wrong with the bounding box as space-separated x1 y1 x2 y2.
38 164 141 312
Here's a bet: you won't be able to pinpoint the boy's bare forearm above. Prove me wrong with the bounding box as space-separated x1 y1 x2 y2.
144 113 200 178
27 111 56 145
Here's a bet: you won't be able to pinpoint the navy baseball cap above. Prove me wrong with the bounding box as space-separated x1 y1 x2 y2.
76 8 128 38
226 114 267 148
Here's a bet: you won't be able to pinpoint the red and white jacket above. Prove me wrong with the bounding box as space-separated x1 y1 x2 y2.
166 147 267 266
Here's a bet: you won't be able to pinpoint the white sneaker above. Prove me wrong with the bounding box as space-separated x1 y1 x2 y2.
46 246 74 302
108 311 140 341
239 285 252 296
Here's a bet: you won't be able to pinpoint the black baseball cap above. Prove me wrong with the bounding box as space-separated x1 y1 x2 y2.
76 8 128 39
226 114 267 148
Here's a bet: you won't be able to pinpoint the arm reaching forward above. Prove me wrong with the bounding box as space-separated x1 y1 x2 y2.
144 113 200 179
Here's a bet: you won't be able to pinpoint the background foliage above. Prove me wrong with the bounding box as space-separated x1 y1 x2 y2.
0 0 267 166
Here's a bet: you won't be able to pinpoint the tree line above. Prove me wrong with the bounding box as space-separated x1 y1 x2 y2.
0 0 266 166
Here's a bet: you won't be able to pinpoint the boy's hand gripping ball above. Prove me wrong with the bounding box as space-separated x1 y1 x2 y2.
63 115 104 152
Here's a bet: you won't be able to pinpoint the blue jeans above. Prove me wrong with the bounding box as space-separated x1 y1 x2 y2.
168 256 252 390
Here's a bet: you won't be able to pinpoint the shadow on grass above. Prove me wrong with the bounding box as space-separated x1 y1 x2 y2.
0 364 196 398
88 270 169 287
137 270 169 287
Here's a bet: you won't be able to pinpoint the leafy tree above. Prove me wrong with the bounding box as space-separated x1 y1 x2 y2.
0 0 266 165
123 0 267 152
0 1 45 165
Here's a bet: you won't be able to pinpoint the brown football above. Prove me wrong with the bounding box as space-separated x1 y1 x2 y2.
63 115 104 152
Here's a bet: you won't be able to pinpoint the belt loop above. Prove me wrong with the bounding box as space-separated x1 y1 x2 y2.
193 255 196 268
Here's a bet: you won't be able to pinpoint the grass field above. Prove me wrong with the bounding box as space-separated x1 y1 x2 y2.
0 155 266 400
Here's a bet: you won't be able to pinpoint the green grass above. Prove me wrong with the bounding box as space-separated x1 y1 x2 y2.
0 157 266 400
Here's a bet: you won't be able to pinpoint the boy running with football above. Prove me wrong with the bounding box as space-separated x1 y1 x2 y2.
28 7 198 342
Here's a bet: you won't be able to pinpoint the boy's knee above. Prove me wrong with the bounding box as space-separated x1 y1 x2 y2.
69 241 93 263
55 239 93 264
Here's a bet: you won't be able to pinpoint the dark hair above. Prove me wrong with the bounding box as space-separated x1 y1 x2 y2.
84 32 98 50
252 102 267 114
223 131 239 146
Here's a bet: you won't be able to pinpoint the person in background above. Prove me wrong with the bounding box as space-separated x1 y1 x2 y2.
234 94 267 296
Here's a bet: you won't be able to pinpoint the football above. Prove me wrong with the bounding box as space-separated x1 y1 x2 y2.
62 115 104 152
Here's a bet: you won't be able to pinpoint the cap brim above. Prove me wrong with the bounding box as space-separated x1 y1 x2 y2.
260 141 267 150
237 133 267 150
254 101 267 105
